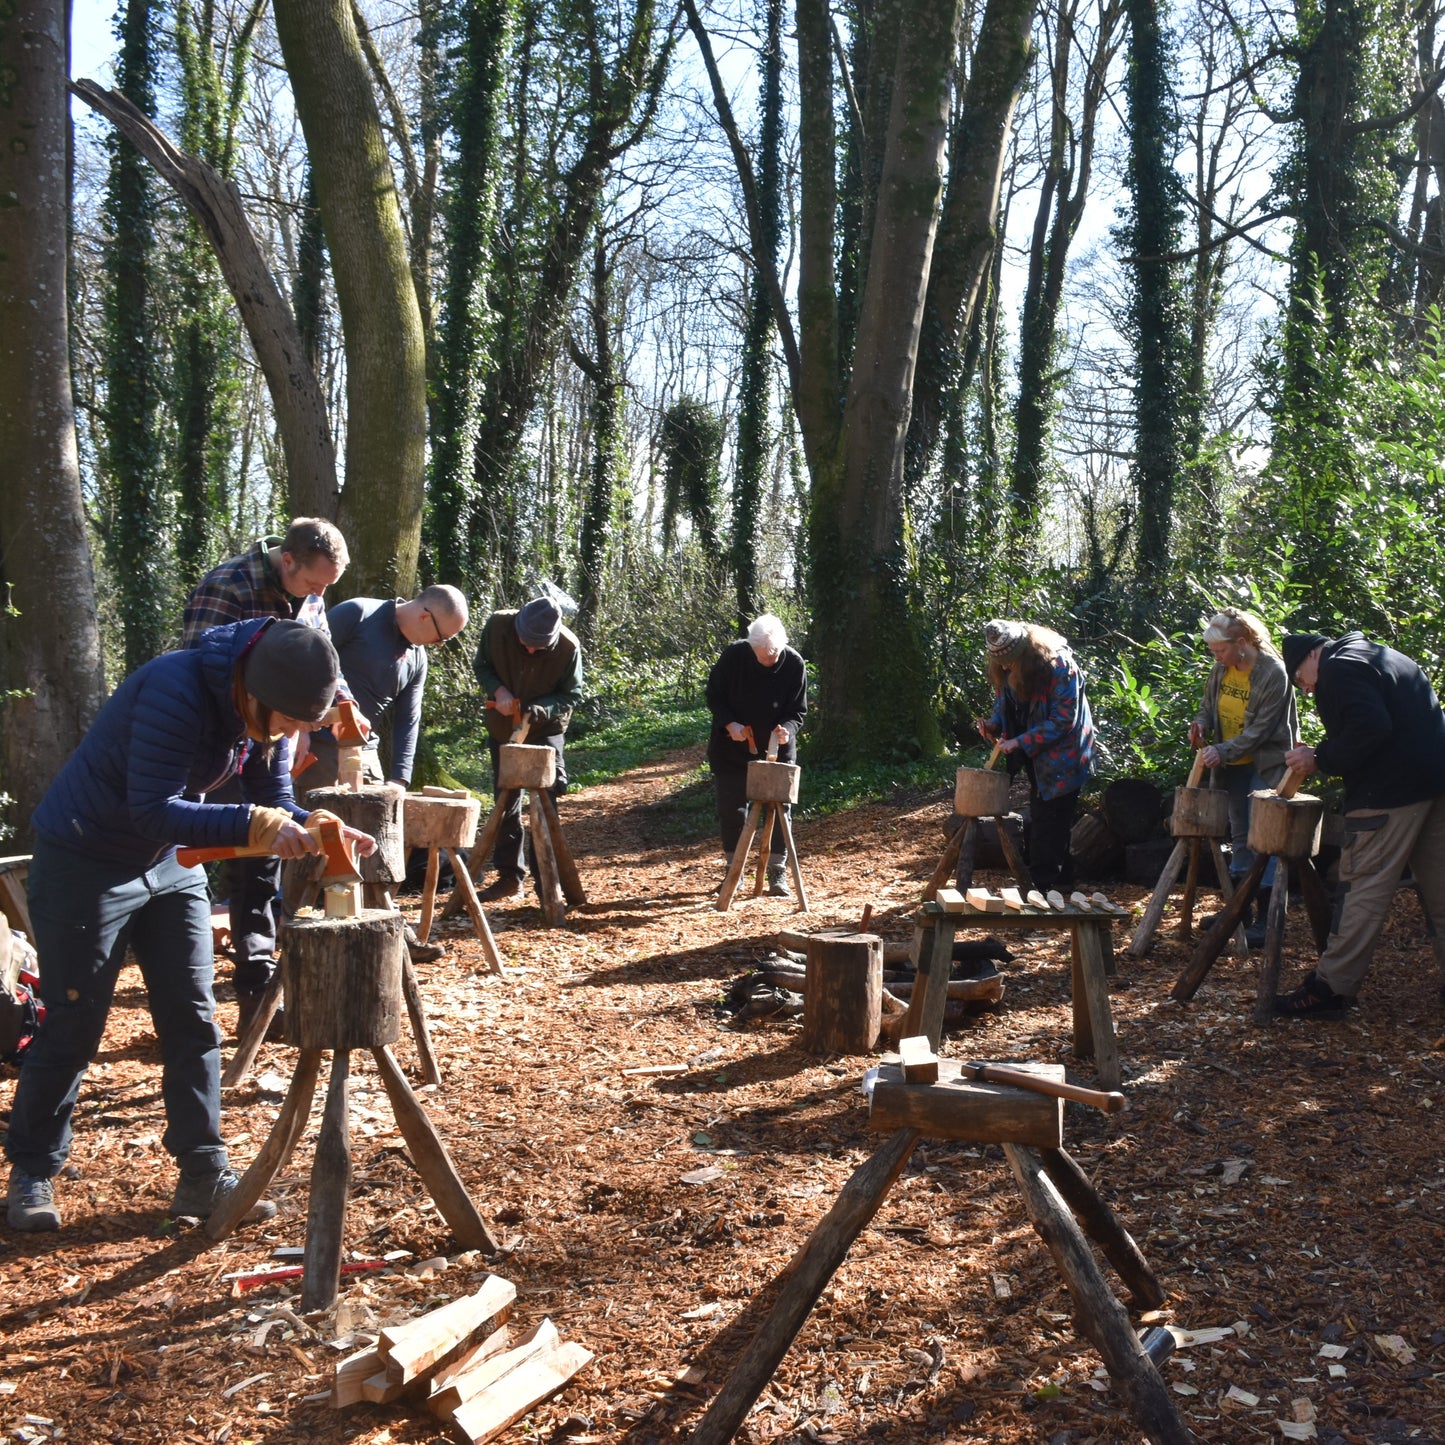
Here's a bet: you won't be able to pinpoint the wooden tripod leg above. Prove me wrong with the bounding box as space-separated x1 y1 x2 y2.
995 814 1035 894
439 791 518 920
1171 853 1268 1002
1177 838 1202 941
1005 1146 1196 1445
445 848 505 976
401 955 442 1087
1038 1149 1165 1308
752 805 777 897
1251 857 1292 1025
301 1050 352 1312
207 1048 324 1241
371 1045 499 1254
1207 840 1251 958
221 968 285 1088
536 790 586 904
773 806 810 912
688 1129 921 1445
924 817 969 902
1296 855 1333 951
1128 838 1188 959
1073 921 1120 1089
529 790 567 927
902 918 955 1049
415 846 441 943
717 803 763 912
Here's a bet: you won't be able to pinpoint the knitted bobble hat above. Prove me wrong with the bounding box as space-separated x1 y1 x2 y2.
984 620 1028 662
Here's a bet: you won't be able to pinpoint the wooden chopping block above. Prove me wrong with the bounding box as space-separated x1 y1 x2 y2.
497 743 556 791
1248 786 1323 860
746 758 800 804
954 765 1010 817
869 1059 1064 1147
405 793 481 851
281 911 404 1051
1171 783 1229 838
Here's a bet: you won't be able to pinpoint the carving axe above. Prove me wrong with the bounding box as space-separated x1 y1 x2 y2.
176 815 366 886
959 1060 1128 1115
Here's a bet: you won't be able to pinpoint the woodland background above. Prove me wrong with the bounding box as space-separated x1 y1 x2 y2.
6 0 1445 840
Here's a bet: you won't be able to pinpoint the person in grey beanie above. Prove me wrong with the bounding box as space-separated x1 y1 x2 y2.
1273 631 1445 1017
471 599 583 901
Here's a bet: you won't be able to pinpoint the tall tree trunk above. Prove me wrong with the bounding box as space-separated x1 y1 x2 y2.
575 237 622 636
808 0 963 760
104 0 170 669
0 0 106 844
273 0 428 598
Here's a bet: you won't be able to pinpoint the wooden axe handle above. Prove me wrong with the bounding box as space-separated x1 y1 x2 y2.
176 842 274 866
1276 765 1307 799
984 741 1004 770
962 1061 1127 1114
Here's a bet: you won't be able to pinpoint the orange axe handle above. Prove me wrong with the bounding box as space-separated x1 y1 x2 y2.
177 817 356 876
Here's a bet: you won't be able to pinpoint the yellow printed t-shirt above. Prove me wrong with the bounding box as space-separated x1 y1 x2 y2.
1217 666 1252 765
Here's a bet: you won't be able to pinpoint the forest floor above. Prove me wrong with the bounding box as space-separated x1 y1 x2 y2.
2 744 1443 1445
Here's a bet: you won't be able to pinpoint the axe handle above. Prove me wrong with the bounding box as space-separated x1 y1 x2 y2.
984 741 1003 770
1185 749 1206 788
962 1061 1127 1114
1276 765 1307 799
176 842 274 867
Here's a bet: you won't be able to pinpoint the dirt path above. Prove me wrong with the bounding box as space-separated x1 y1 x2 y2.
2 749 1442 1444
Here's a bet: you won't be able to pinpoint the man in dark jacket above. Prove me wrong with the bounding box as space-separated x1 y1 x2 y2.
472 598 583 901
1274 631 1445 1016
5 620 367 1231
705 615 808 896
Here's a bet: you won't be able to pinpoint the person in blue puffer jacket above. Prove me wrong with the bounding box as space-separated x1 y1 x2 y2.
4 618 358 1234
974 619 1095 893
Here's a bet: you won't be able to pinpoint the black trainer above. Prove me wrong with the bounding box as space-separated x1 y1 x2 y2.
1274 969 1352 1019
6 1168 62 1232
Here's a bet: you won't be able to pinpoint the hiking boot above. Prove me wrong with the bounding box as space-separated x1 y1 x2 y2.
236 989 284 1043
1274 969 1352 1019
477 873 527 903
6 1168 62 1232
170 1167 277 1224
767 866 792 899
404 925 445 963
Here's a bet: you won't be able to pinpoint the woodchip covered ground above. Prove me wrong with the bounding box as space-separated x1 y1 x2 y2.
2 744 1443 1445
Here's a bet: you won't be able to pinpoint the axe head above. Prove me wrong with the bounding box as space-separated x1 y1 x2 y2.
313 816 361 885
333 699 368 746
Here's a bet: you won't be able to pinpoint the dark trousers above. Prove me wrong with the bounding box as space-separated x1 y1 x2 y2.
207 773 281 993
714 767 787 866
1027 788 1079 893
487 735 567 880
5 839 227 1180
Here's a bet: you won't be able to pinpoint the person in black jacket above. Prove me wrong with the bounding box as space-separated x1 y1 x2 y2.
1273 632 1445 1017
705 615 808 896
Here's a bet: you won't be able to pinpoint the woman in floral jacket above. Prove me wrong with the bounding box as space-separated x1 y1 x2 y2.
974 620 1095 892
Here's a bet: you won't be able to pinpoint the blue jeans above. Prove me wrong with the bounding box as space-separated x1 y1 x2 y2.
1223 764 1277 888
4 839 227 1180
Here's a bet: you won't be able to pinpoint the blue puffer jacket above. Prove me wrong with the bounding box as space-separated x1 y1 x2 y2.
33 618 309 866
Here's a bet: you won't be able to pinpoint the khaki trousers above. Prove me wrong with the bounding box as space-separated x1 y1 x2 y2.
1315 795 1445 997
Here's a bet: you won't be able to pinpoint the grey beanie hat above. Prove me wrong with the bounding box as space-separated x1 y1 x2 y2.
984 619 1029 662
516 597 562 649
243 620 340 725
1282 633 1330 682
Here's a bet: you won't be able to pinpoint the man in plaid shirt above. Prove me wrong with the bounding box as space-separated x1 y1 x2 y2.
182 518 351 1038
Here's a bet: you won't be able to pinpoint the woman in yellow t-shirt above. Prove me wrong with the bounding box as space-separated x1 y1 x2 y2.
1188 608 1299 943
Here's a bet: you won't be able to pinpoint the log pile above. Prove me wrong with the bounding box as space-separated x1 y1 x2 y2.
332 1275 592 1443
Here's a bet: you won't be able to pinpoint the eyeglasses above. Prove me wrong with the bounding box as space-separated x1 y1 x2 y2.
423 609 444 644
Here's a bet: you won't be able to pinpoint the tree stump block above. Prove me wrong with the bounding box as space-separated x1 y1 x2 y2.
498 743 556 791
747 759 800 803
1248 789 1323 859
281 911 404 1051
800 932 881 1055
1170 785 1228 838
954 765 1009 817
304 784 405 883
403 794 480 851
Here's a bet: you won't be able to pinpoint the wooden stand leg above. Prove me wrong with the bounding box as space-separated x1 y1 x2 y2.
773 807 810 912
208 1049 324 1240
221 968 285 1088
954 815 981 892
1297 855 1333 951
302 1049 353 1312
1177 838 1202 941
1208 840 1252 958
1171 853 1268 1002
1251 858 1292 1025
1072 922 1120 1089
537 790 586 905
439 791 518 921
717 803 763 912
1005 1146 1196 1445
402 955 443 1087
415 846 441 943
687 1129 921 1445
1128 839 1188 959
1038 1149 1165 1308
752 805 778 897
371 1045 499 1254
994 813 1035 894
529 790 567 928
283 852 326 914
924 817 970 902
902 918 955 1049
445 848 506 976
